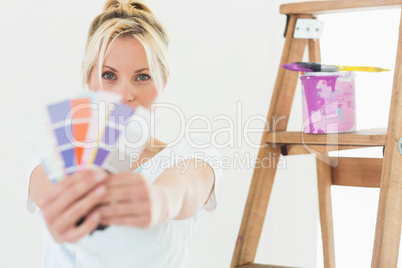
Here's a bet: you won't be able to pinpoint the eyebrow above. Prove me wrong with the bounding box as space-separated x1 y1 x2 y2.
103 65 149 74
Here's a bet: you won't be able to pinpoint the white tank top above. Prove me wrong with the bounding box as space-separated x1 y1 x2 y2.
25 136 222 268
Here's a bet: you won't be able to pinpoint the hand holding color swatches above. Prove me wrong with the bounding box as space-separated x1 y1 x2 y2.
20 91 151 184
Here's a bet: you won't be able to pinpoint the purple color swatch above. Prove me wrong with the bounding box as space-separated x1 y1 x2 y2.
101 126 121 147
47 100 71 123
94 148 109 166
61 148 75 168
109 104 134 123
54 125 73 146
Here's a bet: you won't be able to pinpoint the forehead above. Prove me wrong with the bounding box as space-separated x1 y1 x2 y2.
103 36 148 68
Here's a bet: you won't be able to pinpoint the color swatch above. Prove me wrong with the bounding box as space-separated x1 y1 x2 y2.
20 107 65 183
20 91 151 183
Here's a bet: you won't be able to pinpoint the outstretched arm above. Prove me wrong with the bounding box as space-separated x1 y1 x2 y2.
155 157 215 221
98 158 215 227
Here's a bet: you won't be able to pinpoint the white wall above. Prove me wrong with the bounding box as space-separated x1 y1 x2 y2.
0 0 399 267
316 9 400 268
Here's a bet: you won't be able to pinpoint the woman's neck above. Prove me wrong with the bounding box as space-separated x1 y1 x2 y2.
131 137 167 171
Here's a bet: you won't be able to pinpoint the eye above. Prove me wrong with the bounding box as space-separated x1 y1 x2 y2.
136 74 151 81
102 72 116 80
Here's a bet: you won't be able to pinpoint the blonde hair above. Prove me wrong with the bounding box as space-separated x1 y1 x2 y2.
82 0 169 93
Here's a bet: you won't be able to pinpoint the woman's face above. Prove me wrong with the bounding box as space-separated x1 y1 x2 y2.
88 36 158 110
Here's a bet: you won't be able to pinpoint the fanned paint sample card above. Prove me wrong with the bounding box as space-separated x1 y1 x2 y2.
20 91 151 183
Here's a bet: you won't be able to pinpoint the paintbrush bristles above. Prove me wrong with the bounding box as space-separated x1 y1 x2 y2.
281 62 390 73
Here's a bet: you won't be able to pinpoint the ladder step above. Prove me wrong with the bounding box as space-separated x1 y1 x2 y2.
266 128 386 146
280 0 402 15
331 157 382 187
281 144 380 156
235 263 297 268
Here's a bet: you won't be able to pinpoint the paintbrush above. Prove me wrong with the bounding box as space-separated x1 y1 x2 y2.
281 62 390 72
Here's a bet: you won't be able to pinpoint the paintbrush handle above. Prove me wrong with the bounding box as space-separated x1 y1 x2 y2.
338 65 390 72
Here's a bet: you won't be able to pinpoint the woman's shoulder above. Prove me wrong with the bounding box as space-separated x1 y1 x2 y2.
149 136 221 159
171 136 221 161
144 136 221 169
150 138 168 155
149 138 187 155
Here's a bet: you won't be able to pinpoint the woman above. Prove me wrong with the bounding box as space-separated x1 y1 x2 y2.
26 0 221 267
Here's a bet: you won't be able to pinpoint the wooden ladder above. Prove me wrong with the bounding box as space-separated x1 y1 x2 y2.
230 1 402 267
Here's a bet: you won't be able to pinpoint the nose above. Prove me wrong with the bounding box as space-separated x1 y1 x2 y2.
122 91 135 103
121 84 135 104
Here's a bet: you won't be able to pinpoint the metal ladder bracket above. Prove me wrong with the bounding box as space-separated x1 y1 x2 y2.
294 18 324 39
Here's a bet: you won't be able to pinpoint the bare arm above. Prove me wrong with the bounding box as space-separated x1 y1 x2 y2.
153 158 215 221
29 164 53 208
98 158 215 227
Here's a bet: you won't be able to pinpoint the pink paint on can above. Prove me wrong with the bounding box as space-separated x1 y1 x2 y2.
300 71 356 134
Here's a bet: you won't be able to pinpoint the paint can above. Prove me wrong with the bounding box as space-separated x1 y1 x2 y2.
300 71 356 134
